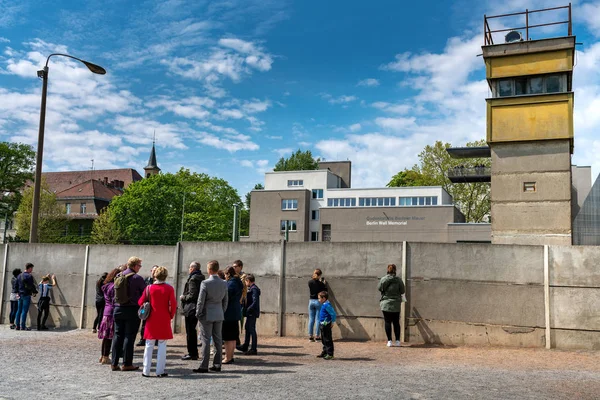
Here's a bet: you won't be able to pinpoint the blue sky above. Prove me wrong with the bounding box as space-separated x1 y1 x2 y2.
1 0 599 198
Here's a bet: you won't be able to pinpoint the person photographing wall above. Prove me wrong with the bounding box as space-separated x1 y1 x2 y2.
37 274 56 330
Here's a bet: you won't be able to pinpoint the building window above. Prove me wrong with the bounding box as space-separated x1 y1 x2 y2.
281 199 298 210
312 189 324 199
523 182 536 192
280 220 297 232
358 197 396 207
322 224 331 242
327 198 356 207
312 210 320 220
80 203 86 214
399 196 438 206
66 203 71 214
495 74 567 97
311 231 319 242
287 180 303 187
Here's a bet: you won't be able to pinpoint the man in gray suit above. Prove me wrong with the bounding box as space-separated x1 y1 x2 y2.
193 260 228 373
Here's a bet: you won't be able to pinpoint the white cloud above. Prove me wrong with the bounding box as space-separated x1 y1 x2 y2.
375 117 416 132
372 102 411 114
265 135 282 140
162 37 274 97
196 131 259 152
239 158 270 173
274 147 293 157
320 93 358 105
580 2 600 36
357 78 380 87
0 37 10 43
349 123 361 132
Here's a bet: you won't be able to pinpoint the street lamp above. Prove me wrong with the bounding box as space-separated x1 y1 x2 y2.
29 54 106 243
180 192 196 242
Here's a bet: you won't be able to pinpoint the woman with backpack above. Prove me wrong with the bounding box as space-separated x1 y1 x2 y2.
137 266 177 378
378 264 405 348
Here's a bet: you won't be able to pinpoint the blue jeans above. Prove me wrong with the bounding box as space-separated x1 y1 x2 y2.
308 299 322 337
16 295 31 329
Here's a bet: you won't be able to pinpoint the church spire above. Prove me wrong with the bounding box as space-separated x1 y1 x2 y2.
144 131 161 178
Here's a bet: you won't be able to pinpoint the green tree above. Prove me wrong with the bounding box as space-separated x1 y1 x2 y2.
388 140 490 223
240 183 264 237
0 142 36 216
91 207 121 244
245 183 264 209
106 168 242 245
387 170 434 187
15 179 67 242
274 149 319 171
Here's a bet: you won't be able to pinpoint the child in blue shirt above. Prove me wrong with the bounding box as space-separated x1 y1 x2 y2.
317 291 336 360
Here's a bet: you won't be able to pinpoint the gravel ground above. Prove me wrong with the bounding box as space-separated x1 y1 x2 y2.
1 325 600 400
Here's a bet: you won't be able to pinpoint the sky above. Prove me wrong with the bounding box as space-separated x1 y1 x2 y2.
0 0 599 198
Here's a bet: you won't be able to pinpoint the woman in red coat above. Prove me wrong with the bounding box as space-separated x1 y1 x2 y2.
138 266 177 377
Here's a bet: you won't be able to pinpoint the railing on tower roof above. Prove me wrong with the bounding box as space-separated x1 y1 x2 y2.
484 3 572 45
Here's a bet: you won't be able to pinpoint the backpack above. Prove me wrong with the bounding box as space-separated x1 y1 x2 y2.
114 272 135 305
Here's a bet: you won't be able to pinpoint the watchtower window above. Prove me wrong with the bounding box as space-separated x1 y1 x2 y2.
494 74 567 97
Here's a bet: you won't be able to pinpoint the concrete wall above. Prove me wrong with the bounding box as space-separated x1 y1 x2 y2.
2 241 600 350
491 140 572 246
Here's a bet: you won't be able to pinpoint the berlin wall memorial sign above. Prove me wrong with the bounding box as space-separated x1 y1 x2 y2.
365 216 425 226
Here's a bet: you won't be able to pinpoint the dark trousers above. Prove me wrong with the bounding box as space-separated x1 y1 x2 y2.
94 300 105 330
320 323 334 356
37 297 50 328
243 316 257 351
111 307 141 367
184 314 199 358
382 311 400 341
9 300 18 324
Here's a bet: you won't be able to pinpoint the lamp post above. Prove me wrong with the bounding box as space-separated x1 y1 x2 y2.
180 192 196 242
29 54 106 243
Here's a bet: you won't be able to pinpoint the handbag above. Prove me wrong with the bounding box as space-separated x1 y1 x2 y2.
138 286 152 320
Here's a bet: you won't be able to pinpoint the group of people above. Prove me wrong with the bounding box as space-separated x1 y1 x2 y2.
9 263 57 331
92 257 261 377
9 257 405 375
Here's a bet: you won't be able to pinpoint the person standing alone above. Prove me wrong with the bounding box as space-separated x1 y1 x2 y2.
180 261 205 361
377 264 405 347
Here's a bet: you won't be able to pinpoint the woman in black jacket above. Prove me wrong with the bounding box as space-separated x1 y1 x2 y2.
92 272 108 333
9 268 22 329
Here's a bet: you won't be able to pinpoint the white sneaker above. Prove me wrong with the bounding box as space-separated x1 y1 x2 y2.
386 340 393 347
395 340 401 347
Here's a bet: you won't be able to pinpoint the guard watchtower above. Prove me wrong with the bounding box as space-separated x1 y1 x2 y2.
483 4 575 245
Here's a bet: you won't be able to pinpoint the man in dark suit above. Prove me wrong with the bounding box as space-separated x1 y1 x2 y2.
193 260 228 373
180 261 205 360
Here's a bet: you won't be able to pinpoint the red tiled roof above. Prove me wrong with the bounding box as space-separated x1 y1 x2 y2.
42 168 142 193
55 179 123 201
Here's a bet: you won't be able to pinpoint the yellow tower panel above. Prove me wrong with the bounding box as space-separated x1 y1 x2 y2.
487 93 573 144
486 49 573 79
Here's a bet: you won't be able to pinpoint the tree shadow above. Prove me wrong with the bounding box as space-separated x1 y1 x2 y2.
51 283 76 329
258 344 302 349
231 358 303 368
335 357 374 361
250 351 307 357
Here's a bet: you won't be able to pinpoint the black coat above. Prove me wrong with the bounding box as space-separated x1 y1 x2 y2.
181 270 205 317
